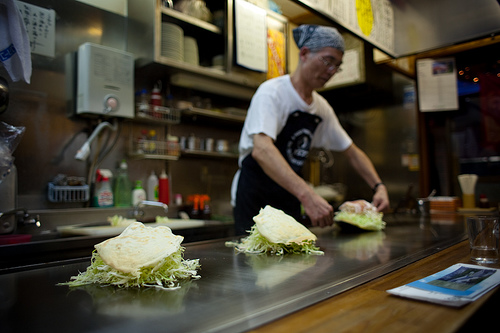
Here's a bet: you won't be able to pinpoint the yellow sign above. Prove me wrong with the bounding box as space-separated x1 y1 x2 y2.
356 0 374 36
267 29 286 79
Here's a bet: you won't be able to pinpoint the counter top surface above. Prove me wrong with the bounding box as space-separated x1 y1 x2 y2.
0 220 233 269
249 240 500 333
0 215 471 333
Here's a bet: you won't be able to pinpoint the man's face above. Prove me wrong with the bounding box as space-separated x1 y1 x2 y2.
302 47 344 89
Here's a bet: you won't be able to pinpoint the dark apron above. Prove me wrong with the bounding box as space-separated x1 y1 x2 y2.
234 110 322 235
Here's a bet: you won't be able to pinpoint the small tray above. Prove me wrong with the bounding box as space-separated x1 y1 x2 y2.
48 183 89 203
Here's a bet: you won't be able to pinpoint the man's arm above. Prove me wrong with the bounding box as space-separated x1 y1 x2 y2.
252 133 334 227
342 143 390 211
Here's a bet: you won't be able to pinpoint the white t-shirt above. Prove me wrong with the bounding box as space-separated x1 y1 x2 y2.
231 74 352 205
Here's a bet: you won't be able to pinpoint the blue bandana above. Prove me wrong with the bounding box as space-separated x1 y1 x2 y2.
292 25 345 53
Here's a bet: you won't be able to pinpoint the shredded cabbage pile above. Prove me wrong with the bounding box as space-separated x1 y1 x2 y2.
155 216 170 224
334 210 386 231
108 215 136 227
60 247 200 290
226 225 324 256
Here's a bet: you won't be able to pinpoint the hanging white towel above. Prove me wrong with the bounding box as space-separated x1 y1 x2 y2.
0 0 32 83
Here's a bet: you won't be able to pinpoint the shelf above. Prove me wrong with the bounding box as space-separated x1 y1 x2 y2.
160 6 221 35
182 107 246 123
459 156 500 164
181 149 238 159
137 58 261 87
128 153 180 161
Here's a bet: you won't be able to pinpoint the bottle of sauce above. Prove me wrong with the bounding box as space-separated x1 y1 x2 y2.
479 194 490 208
158 170 169 205
150 81 162 118
150 83 162 106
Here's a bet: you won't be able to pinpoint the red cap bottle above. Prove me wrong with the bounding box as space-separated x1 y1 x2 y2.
159 169 169 205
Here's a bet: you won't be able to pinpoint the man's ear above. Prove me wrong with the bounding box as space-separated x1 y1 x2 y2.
299 46 310 62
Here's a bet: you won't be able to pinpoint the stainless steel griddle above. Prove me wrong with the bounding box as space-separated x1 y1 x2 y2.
0 215 467 333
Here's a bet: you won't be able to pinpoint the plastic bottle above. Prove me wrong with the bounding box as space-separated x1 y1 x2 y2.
479 194 490 208
159 169 169 205
151 83 162 106
137 129 148 154
132 180 146 206
136 89 150 115
94 169 114 207
147 170 159 201
114 160 132 207
190 194 200 219
200 194 211 220
148 130 157 154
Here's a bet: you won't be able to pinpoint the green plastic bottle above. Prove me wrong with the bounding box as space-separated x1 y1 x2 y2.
114 160 132 207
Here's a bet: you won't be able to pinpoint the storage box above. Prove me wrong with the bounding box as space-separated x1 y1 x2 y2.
429 196 460 212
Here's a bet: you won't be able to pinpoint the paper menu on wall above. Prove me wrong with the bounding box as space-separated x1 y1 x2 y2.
16 1 56 58
387 263 500 307
417 58 459 112
299 0 394 55
234 0 267 72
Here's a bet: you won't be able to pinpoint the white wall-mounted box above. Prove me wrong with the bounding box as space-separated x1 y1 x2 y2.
76 43 134 118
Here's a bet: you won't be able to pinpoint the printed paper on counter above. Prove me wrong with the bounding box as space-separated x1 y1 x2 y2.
387 263 500 307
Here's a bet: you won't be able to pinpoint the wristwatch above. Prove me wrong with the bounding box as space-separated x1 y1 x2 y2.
372 182 384 193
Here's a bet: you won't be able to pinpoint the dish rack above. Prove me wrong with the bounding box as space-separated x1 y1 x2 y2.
48 183 90 203
129 139 181 160
135 105 181 124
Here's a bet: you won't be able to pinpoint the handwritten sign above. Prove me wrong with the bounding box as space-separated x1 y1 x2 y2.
299 0 394 56
235 0 267 72
16 1 56 57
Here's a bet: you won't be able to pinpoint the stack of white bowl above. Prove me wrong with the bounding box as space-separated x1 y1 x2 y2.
161 22 184 61
183 36 199 66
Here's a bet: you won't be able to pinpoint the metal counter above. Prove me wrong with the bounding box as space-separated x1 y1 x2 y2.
0 215 467 333
0 220 234 269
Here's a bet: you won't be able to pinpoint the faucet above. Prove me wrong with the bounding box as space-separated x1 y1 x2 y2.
0 208 41 232
75 120 118 161
131 200 168 219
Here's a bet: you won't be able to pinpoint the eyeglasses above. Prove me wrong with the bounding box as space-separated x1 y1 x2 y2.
318 55 342 73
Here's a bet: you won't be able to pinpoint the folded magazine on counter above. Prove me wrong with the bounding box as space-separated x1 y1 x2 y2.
387 263 500 307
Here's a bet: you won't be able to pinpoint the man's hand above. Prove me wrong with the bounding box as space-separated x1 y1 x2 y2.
252 133 334 227
300 190 334 227
372 184 390 212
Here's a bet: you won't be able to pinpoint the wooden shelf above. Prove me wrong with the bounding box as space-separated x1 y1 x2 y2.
128 152 180 161
160 6 221 34
181 107 246 123
181 149 238 159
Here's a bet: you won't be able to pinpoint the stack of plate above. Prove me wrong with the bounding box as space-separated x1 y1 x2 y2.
161 23 184 61
183 36 199 66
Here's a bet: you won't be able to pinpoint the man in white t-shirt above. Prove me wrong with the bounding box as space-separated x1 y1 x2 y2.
231 25 389 235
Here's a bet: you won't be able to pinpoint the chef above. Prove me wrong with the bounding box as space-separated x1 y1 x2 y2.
231 24 389 235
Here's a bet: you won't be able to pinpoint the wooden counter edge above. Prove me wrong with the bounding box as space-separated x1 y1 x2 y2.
248 240 499 333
